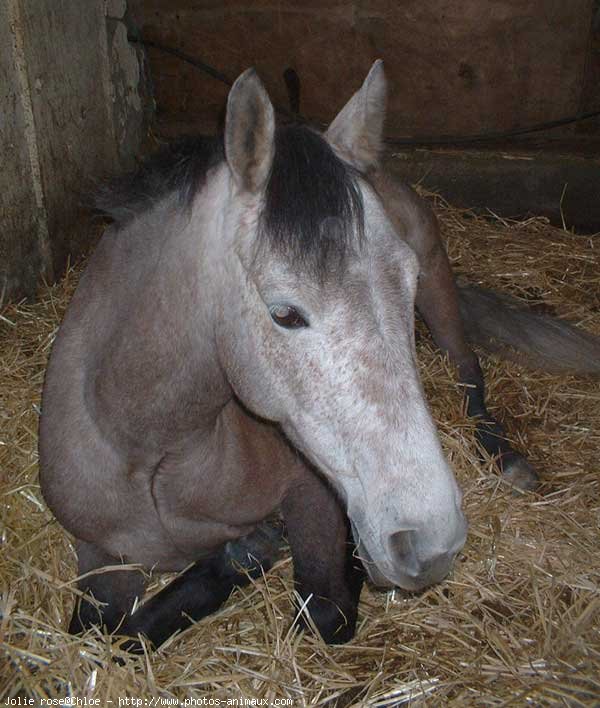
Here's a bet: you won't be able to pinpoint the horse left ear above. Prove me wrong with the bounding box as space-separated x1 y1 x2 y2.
326 60 387 172
225 68 276 193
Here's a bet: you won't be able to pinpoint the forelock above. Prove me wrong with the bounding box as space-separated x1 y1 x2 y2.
258 125 365 279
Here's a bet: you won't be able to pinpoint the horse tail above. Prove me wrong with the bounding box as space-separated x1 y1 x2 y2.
457 284 600 375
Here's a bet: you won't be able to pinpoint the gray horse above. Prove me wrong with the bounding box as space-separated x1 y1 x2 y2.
40 62 599 651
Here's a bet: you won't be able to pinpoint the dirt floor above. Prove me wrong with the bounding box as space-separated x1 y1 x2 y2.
1 193 599 705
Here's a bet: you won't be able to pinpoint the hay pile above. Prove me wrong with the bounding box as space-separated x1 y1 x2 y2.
1 195 599 706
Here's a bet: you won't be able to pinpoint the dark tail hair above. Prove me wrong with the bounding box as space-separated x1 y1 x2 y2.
457 284 600 375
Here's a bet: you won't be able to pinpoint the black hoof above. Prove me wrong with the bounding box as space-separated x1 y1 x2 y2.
115 635 146 656
500 455 539 491
296 596 357 645
68 597 105 635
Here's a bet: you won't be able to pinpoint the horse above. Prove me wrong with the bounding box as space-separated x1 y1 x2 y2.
39 61 600 652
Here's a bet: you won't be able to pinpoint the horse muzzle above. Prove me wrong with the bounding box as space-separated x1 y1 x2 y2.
352 516 468 592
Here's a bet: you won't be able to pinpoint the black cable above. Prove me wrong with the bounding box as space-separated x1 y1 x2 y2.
129 36 233 86
385 111 600 146
129 35 302 124
130 35 600 146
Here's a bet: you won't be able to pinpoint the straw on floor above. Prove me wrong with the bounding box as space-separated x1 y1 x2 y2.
1 191 599 705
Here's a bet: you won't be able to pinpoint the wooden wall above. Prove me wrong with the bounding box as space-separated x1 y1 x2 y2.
128 0 597 137
0 0 149 302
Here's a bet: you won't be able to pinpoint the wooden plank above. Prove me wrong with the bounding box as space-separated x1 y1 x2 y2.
0 0 51 300
1 1 147 301
128 0 595 136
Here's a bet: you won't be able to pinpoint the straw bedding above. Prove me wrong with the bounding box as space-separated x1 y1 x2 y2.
1 192 599 706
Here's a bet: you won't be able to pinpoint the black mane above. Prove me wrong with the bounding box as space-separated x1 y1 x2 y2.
94 135 224 224
97 126 364 276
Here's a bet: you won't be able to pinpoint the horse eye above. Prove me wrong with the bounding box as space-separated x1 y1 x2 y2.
269 304 308 329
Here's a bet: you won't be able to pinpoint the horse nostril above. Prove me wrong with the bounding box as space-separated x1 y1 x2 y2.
388 529 458 588
388 529 420 576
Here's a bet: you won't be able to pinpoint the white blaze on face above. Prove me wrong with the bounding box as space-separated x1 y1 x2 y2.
292 188 465 590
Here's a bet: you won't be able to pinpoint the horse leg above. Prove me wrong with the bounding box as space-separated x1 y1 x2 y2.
116 521 285 652
281 471 364 644
69 539 147 635
415 246 538 490
373 173 538 490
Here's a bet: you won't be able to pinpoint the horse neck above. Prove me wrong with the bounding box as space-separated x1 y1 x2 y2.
153 170 237 436
176 165 265 440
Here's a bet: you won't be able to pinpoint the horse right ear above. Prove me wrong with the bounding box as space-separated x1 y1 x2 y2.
225 69 275 194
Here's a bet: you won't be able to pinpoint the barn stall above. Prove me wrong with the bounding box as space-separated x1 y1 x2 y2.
1 1 600 704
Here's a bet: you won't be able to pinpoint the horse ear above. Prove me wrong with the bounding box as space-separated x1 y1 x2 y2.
225 68 275 193
325 60 387 172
